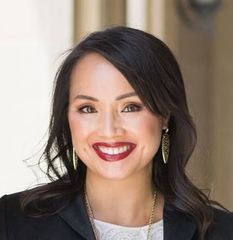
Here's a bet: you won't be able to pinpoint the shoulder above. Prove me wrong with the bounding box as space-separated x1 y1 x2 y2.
0 192 22 221
0 191 61 239
163 202 233 239
0 192 31 226
0 192 25 239
0 191 38 219
207 207 233 239
0 192 22 213
0 194 8 239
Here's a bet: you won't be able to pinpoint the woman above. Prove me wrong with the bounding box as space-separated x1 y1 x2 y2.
0 26 232 240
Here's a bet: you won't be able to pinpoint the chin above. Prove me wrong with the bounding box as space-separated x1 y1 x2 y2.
97 170 132 181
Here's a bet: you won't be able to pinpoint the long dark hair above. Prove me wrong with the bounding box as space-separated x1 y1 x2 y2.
21 26 217 239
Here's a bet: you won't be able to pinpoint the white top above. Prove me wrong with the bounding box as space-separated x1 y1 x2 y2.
93 218 164 240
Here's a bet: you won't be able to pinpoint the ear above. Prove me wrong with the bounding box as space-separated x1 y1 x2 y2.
162 117 169 130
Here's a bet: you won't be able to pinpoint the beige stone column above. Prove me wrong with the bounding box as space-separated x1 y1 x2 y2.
148 0 165 40
101 0 125 28
126 0 148 30
73 0 102 42
74 0 126 42
148 0 179 58
211 0 233 209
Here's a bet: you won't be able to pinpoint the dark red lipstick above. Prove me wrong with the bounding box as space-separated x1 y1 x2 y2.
92 142 136 162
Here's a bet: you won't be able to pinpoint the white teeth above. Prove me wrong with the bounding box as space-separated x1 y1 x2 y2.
98 145 131 155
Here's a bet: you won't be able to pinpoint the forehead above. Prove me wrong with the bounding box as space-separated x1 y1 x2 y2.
69 53 135 98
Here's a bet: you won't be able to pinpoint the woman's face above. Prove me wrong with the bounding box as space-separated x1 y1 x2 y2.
68 53 166 180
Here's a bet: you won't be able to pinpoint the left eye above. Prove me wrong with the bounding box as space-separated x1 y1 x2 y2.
78 105 97 113
122 104 143 112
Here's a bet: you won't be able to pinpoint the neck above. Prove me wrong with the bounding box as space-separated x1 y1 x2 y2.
85 169 163 227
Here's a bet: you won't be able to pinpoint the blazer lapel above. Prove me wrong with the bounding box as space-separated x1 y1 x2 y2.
163 203 197 240
55 192 197 240
55 192 96 240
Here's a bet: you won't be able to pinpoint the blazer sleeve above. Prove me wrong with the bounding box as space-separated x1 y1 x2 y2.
0 195 8 240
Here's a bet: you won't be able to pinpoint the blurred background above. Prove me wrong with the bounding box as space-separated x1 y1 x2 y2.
0 0 232 210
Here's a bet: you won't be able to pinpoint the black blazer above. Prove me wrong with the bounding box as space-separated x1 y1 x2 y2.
0 191 233 240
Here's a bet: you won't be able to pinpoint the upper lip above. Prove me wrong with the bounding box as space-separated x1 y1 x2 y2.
92 142 135 148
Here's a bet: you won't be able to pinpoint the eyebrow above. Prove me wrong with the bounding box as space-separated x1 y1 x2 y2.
74 92 137 101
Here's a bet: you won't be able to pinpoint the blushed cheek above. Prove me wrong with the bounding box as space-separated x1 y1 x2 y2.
68 114 96 143
128 114 163 134
136 116 163 145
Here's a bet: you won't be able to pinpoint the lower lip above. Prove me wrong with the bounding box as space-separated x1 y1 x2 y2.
93 144 136 162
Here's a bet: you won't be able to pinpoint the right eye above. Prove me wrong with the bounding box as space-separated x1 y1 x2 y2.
78 105 97 113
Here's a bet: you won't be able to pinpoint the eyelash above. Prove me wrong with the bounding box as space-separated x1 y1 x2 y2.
77 103 143 114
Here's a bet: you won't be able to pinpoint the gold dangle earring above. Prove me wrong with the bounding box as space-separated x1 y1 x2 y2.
162 128 170 164
73 147 78 170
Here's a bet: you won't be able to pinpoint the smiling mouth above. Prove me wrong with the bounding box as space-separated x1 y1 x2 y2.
92 142 136 161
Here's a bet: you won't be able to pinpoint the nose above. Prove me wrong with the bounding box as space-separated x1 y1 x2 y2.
97 111 125 138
